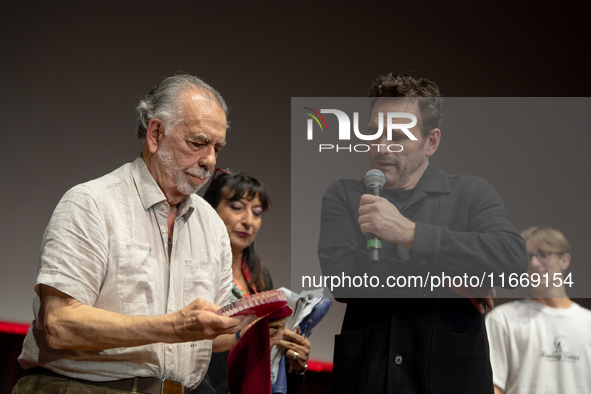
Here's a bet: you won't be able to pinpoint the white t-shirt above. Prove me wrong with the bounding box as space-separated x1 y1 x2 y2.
486 299 591 394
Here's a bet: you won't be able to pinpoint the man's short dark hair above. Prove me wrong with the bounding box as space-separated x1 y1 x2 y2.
368 73 443 138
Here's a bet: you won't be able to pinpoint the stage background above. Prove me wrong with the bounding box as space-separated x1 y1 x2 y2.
1 1 590 376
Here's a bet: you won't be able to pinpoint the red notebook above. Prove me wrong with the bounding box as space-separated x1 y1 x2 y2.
221 290 292 394
216 289 288 318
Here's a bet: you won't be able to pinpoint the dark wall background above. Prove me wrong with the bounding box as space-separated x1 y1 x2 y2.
1 1 590 363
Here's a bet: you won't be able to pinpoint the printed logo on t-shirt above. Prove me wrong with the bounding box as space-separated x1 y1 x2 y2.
540 335 580 363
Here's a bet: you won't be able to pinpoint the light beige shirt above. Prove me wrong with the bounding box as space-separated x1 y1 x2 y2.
18 157 233 389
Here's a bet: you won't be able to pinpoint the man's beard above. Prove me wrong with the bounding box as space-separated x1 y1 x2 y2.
373 141 426 191
156 143 211 196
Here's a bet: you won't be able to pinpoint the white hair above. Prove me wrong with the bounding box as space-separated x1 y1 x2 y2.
135 73 229 139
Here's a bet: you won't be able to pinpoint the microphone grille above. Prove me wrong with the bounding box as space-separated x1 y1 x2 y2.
364 169 386 187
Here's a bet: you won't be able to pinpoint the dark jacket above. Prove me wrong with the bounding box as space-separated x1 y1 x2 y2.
319 163 528 394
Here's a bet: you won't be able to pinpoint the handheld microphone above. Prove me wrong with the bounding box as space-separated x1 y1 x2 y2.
364 169 386 263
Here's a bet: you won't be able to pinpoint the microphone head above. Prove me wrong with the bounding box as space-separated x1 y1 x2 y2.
364 169 386 187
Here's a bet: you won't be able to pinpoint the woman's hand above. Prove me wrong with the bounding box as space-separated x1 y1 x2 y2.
268 317 287 347
276 328 311 373
233 315 287 348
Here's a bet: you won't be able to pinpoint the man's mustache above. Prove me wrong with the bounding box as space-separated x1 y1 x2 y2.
373 155 397 164
187 167 212 179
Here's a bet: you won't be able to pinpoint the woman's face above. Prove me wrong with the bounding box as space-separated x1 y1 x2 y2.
216 190 263 254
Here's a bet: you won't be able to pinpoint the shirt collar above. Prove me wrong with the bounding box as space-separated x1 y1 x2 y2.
131 156 196 218
414 162 451 194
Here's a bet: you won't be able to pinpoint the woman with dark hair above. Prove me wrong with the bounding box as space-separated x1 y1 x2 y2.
203 170 273 299
192 170 311 394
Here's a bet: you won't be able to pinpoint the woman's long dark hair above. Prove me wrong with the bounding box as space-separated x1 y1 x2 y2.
204 172 272 292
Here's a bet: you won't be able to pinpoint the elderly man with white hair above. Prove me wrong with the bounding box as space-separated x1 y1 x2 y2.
13 74 276 394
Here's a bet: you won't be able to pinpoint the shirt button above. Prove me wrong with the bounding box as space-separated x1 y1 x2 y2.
168 306 172 312
161 228 167 235
168 345 173 351
420 259 427 266
395 355 403 365
160 205 167 211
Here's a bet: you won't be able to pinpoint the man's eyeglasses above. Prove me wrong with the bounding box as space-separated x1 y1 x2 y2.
528 251 560 263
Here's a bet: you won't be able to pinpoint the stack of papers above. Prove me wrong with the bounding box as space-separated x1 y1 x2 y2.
270 287 331 386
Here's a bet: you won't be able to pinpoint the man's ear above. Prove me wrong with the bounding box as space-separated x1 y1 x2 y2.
146 118 165 154
560 253 571 272
425 128 441 157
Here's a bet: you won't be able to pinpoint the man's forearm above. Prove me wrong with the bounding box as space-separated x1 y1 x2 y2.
212 333 237 352
41 285 249 351
46 308 175 350
42 286 182 350
494 385 504 394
